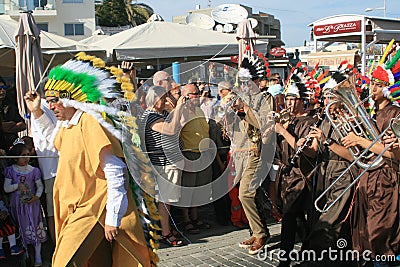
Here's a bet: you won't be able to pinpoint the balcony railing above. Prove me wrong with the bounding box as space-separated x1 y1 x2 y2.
0 0 56 15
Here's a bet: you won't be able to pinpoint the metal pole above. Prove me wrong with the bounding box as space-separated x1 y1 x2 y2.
384 0 386 17
361 18 366 75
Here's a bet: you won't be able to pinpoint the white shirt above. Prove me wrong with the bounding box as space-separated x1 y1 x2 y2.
31 101 59 180
34 108 128 227
200 98 217 123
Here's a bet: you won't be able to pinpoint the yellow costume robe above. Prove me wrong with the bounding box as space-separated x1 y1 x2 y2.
52 112 150 267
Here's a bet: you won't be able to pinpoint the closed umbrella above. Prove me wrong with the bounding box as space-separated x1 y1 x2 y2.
236 19 256 68
15 12 44 134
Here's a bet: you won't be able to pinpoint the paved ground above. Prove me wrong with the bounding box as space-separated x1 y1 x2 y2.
2 207 399 267
1 204 286 267
157 202 295 267
158 221 287 267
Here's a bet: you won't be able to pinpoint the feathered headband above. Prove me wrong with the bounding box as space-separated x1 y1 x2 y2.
283 62 310 99
239 50 270 81
371 40 400 104
44 52 135 103
320 60 359 93
44 53 137 142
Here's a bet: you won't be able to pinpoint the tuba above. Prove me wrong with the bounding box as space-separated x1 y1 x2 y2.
325 76 384 170
315 116 400 213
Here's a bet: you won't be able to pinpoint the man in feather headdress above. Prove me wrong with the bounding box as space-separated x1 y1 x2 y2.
274 69 319 267
24 53 152 267
220 56 275 255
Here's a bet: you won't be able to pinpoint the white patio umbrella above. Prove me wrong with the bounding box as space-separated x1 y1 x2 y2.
0 15 105 77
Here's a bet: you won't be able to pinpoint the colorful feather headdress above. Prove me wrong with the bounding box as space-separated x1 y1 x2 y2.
44 52 135 103
283 62 310 99
320 60 356 92
45 52 160 266
303 63 329 104
371 40 400 104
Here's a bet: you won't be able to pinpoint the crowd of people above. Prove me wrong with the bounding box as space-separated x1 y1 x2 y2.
135 53 400 267
0 44 398 267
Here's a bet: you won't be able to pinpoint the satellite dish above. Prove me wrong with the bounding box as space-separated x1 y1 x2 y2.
147 13 164 22
215 24 223 32
223 23 234 33
249 18 258 28
211 4 248 25
186 13 215 30
92 29 105 35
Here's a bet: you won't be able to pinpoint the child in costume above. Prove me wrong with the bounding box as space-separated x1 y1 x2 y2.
3 140 46 266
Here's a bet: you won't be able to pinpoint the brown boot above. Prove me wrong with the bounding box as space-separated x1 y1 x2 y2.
238 236 256 249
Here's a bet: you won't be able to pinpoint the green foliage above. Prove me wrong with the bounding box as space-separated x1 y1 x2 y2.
96 1 153 27
126 2 154 26
96 0 130 27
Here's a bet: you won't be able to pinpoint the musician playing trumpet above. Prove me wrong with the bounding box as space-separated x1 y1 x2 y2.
340 65 400 265
216 67 275 255
274 75 319 267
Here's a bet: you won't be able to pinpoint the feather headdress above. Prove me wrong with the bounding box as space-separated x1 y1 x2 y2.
283 62 310 99
371 40 400 104
240 49 270 80
45 52 160 266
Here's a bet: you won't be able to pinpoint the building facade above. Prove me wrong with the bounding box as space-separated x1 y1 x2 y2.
0 0 95 40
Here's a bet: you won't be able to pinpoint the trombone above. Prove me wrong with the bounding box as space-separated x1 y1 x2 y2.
314 116 400 213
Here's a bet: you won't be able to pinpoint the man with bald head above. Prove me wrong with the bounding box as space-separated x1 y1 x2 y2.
153 71 172 90
153 71 180 112
179 83 213 233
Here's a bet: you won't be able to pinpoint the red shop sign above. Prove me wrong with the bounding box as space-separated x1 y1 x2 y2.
269 47 286 57
313 20 361 36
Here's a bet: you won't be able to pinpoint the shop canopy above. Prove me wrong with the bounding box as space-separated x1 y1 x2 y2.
91 21 270 61
308 14 400 74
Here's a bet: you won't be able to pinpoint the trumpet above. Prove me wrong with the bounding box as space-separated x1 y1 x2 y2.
215 94 240 118
273 107 292 124
315 116 400 213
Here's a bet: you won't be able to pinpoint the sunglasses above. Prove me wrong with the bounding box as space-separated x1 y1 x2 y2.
161 77 172 82
0 85 7 90
187 92 200 96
